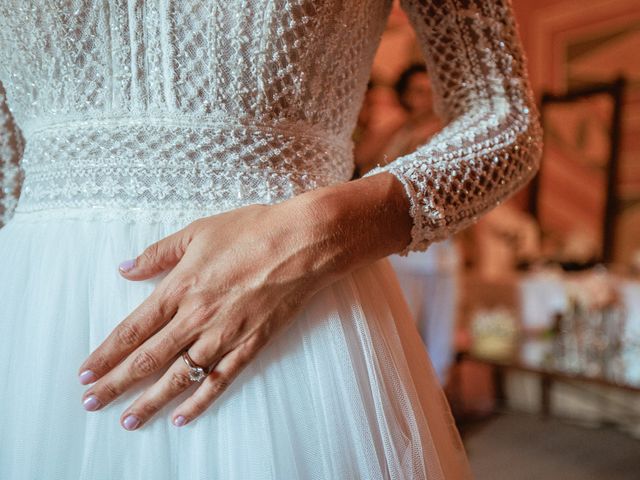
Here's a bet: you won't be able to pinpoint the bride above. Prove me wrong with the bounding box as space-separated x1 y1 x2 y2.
0 0 541 478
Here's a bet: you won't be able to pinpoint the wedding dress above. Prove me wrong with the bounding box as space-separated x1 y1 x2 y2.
0 1 541 478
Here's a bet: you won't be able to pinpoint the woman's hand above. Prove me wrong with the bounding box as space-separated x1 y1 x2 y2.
76 172 412 430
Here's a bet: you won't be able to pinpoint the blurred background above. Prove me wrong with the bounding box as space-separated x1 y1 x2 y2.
357 1 640 479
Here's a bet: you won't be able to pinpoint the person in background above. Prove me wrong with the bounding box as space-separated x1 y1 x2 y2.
352 81 407 178
379 64 443 163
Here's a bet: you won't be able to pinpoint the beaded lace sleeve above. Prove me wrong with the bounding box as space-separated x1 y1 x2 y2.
364 0 543 256
0 81 23 228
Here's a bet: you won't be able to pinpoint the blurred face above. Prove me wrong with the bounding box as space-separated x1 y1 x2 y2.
402 72 433 115
358 86 405 125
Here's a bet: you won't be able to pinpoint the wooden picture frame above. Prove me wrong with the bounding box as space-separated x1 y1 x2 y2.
528 77 625 264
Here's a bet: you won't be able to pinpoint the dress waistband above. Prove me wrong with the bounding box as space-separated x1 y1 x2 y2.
14 118 354 222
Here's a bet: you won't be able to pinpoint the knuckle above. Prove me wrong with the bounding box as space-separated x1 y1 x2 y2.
130 351 160 377
185 297 217 329
212 375 231 396
158 329 182 353
169 371 193 391
191 292 215 316
249 329 269 351
154 302 171 325
160 279 190 308
101 381 121 400
239 342 258 365
91 353 114 374
202 332 224 356
188 217 205 231
137 400 160 418
116 323 141 347
170 311 192 333
140 242 160 264
219 320 242 346
179 272 200 292
170 238 188 262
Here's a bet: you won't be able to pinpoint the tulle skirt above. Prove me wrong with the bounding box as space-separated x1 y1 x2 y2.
0 211 471 479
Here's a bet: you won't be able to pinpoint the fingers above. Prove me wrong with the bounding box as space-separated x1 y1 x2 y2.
80 226 195 385
118 354 195 430
80 314 197 412
118 226 194 281
84 319 268 430
77 285 181 382
170 334 265 427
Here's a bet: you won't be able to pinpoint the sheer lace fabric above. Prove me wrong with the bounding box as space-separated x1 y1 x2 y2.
364 0 542 254
0 0 390 223
0 0 541 253
15 117 353 221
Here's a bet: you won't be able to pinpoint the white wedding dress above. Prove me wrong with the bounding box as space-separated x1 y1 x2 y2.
0 1 541 478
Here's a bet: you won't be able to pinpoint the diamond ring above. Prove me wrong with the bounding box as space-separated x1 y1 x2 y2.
182 350 210 383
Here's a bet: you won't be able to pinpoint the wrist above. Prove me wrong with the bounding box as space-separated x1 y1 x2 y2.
280 171 413 276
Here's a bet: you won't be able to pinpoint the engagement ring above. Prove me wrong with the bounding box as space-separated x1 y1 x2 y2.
182 350 210 383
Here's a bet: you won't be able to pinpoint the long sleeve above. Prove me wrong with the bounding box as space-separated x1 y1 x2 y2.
364 0 543 256
0 80 23 228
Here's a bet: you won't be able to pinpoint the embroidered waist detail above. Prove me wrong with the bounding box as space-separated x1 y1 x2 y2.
15 117 354 221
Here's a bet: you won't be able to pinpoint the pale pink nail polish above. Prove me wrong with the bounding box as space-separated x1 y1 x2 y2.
83 395 101 411
173 415 186 427
118 258 136 273
79 370 96 385
122 414 141 430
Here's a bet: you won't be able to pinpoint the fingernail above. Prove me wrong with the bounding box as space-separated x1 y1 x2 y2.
78 369 97 385
83 395 102 411
122 414 141 431
118 258 136 273
173 415 187 427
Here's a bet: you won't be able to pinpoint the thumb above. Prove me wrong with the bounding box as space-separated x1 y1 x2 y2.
118 230 191 280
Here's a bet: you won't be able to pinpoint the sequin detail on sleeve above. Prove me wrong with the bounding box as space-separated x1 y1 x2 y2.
364 0 543 256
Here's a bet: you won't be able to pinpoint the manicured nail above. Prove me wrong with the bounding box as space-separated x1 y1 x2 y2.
122 414 141 431
78 369 97 385
173 415 187 427
83 395 102 411
118 258 136 273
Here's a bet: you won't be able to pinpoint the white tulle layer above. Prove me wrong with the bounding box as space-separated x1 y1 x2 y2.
0 212 470 480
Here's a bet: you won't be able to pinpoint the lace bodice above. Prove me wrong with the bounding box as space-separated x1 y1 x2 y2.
0 0 542 255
